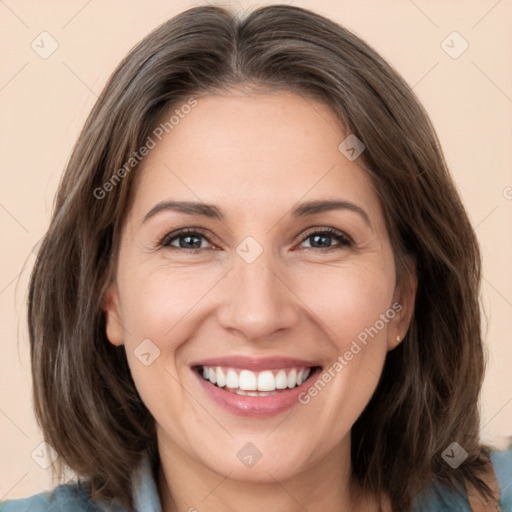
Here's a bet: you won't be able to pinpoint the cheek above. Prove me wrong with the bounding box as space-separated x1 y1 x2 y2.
115 262 225 409
116 266 204 434
293 257 395 425
119 262 222 343
291 257 395 347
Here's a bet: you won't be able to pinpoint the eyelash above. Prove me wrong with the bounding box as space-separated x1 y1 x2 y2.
158 227 353 252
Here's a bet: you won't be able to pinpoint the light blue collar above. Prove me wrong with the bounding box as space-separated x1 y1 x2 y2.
131 454 162 512
130 449 512 512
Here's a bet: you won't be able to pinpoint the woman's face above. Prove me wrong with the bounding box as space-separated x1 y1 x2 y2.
105 91 415 483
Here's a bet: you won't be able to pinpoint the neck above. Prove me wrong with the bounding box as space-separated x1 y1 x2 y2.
156 430 383 512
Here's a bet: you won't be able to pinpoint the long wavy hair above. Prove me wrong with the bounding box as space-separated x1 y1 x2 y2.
28 4 497 511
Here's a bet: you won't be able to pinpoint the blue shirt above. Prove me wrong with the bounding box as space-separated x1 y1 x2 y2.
1 450 511 511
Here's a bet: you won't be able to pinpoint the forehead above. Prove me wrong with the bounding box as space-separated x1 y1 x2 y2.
129 91 384 229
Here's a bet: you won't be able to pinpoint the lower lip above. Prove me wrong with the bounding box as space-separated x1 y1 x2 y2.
194 367 322 417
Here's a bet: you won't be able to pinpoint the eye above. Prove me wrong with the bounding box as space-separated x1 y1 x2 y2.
160 228 214 250
158 226 352 252
298 227 352 250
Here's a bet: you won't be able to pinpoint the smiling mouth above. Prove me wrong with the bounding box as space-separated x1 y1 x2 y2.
194 365 321 396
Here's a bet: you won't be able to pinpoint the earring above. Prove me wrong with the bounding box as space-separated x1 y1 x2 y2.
396 335 401 343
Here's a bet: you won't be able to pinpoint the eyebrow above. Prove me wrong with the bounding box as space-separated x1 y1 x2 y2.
142 199 371 227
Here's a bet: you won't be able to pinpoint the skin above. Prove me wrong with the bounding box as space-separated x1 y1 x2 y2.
104 90 417 512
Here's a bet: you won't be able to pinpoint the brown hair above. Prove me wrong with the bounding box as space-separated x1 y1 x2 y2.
28 4 497 511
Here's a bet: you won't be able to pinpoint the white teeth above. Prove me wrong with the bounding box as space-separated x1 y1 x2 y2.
215 367 225 388
200 366 314 392
303 368 312 383
298 368 309 385
239 370 257 391
225 369 238 389
275 370 288 389
287 369 297 388
231 388 279 397
257 370 276 391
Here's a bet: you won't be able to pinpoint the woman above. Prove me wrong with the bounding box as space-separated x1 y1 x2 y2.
2 4 511 512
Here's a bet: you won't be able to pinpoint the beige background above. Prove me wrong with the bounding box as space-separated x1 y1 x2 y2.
1 0 511 501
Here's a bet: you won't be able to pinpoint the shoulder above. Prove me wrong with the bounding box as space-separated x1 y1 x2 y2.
0 482 97 512
0 481 127 512
490 449 512 510
1 453 157 512
412 449 512 512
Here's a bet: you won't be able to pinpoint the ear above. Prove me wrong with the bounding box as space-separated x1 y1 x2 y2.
387 256 417 351
102 281 125 346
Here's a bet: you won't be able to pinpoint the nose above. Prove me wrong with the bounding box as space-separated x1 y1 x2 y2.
216 250 300 342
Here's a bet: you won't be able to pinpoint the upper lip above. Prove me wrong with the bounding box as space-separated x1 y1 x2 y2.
191 356 322 371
